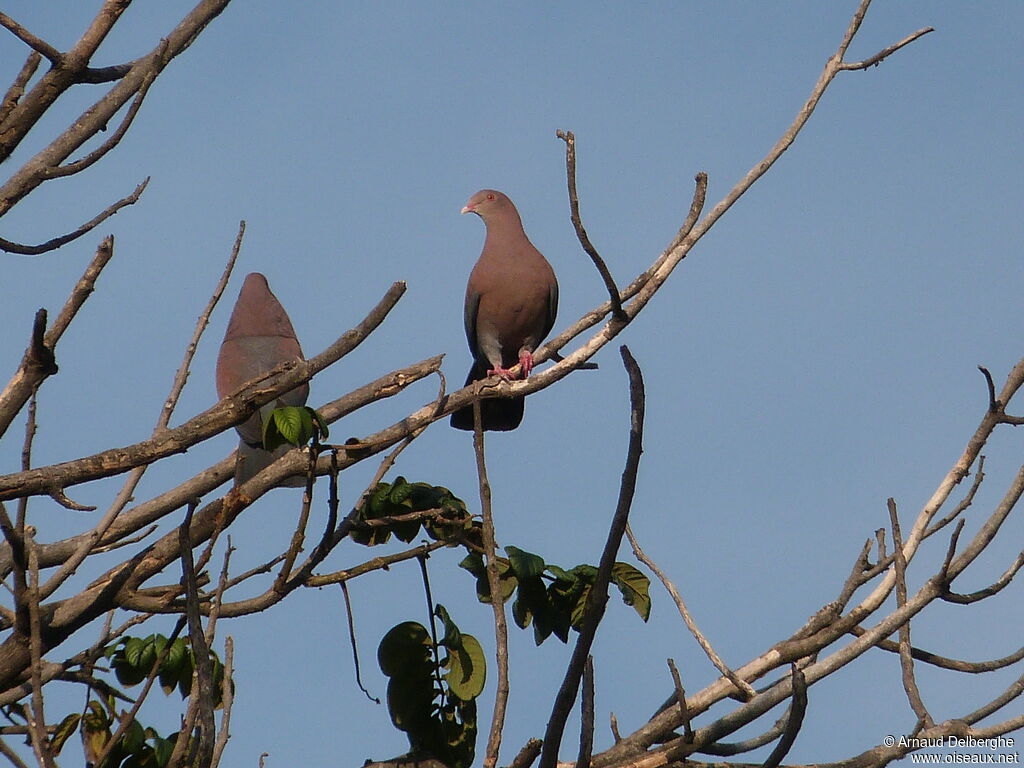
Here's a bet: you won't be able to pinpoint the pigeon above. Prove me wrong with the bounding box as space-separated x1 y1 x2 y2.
451 190 558 431
216 272 309 485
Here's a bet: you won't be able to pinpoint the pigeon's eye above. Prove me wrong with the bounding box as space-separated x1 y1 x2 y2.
486 193 495 201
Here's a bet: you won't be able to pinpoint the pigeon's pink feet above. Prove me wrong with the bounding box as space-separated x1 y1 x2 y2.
518 349 535 378
487 365 517 381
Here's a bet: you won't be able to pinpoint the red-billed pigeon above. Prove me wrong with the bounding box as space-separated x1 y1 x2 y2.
450 189 558 431
216 272 309 485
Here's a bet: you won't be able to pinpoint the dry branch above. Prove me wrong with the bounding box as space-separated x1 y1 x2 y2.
539 346 645 768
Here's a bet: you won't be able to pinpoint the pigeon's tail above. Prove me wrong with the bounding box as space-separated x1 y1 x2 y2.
450 361 524 432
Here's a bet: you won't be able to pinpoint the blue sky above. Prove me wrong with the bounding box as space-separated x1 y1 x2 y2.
2 1 1023 765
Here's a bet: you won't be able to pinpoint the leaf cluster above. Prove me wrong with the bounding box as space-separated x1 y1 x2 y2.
377 605 485 768
105 634 226 706
5 698 179 768
460 546 651 645
351 477 480 547
80 700 180 768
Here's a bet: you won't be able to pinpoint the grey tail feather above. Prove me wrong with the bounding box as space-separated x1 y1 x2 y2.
450 362 525 432
235 440 307 488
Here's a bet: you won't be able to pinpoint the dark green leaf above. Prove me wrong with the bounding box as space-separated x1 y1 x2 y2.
122 716 146 753
113 657 147 687
611 562 652 621
176 651 194 699
511 594 531 630
386 675 435 734
50 713 80 755
505 546 545 579
545 564 573 583
153 735 175 767
458 553 485 578
124 636 146 668
434 604 463 650
367 483 392 517
378 622 431 678
308 406 330 440
391 516 422 543
389 477 414 505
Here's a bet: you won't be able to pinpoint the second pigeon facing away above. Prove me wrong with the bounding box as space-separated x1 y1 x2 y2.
451 189 558 432
216 272 309 486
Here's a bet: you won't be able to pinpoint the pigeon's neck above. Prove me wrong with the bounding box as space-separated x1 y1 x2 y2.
482 212 526 244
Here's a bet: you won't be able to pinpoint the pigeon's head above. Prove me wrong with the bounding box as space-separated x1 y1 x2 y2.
461 189 515 220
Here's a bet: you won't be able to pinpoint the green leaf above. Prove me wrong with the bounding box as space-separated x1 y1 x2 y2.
444 634 486 701
308 406 330 440
505 546 545 579
435 604 463 650
378 622 431 678
386 675 435 735
50 713 80 755
388 477 414 505
263 405 314 449
458 552 485 578
121 716 146 753
545 564 573 583
113 657 147 687
511 594 531 630
153 735 175 767
367 483 392 517
391 516 422 543
611 562 652 621
124 636 146 668
138 635 157 672
176 651 195 698
158 639 187 695
511 575 547 633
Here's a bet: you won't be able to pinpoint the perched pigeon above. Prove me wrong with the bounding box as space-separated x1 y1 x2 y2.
216 272 309 485
451 190 558 431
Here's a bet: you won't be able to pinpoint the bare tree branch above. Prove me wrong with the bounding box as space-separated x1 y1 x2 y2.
0 178 149 255
539 346 645 768
629 524 756 702
556 129 627 322
474 401 509 768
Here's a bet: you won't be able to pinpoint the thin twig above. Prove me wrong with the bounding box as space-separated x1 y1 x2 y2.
539 346 646 768
474 400 508 768
979 366 999 411
628 524 756 701
211 635 234 768
577 655 595 768
339 581 378 703
839 26 935 70
48 63 161 178
508 739 543 768
25 533 55 768
0 13 61 63
179 503 216 765
667 659 693 743
556 129 627 322
0 51 41 125
942 549 1024 605
0 178 149 255
759 665 808 768
850 626 1024 673
888 498 932 728
417 554 448 719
